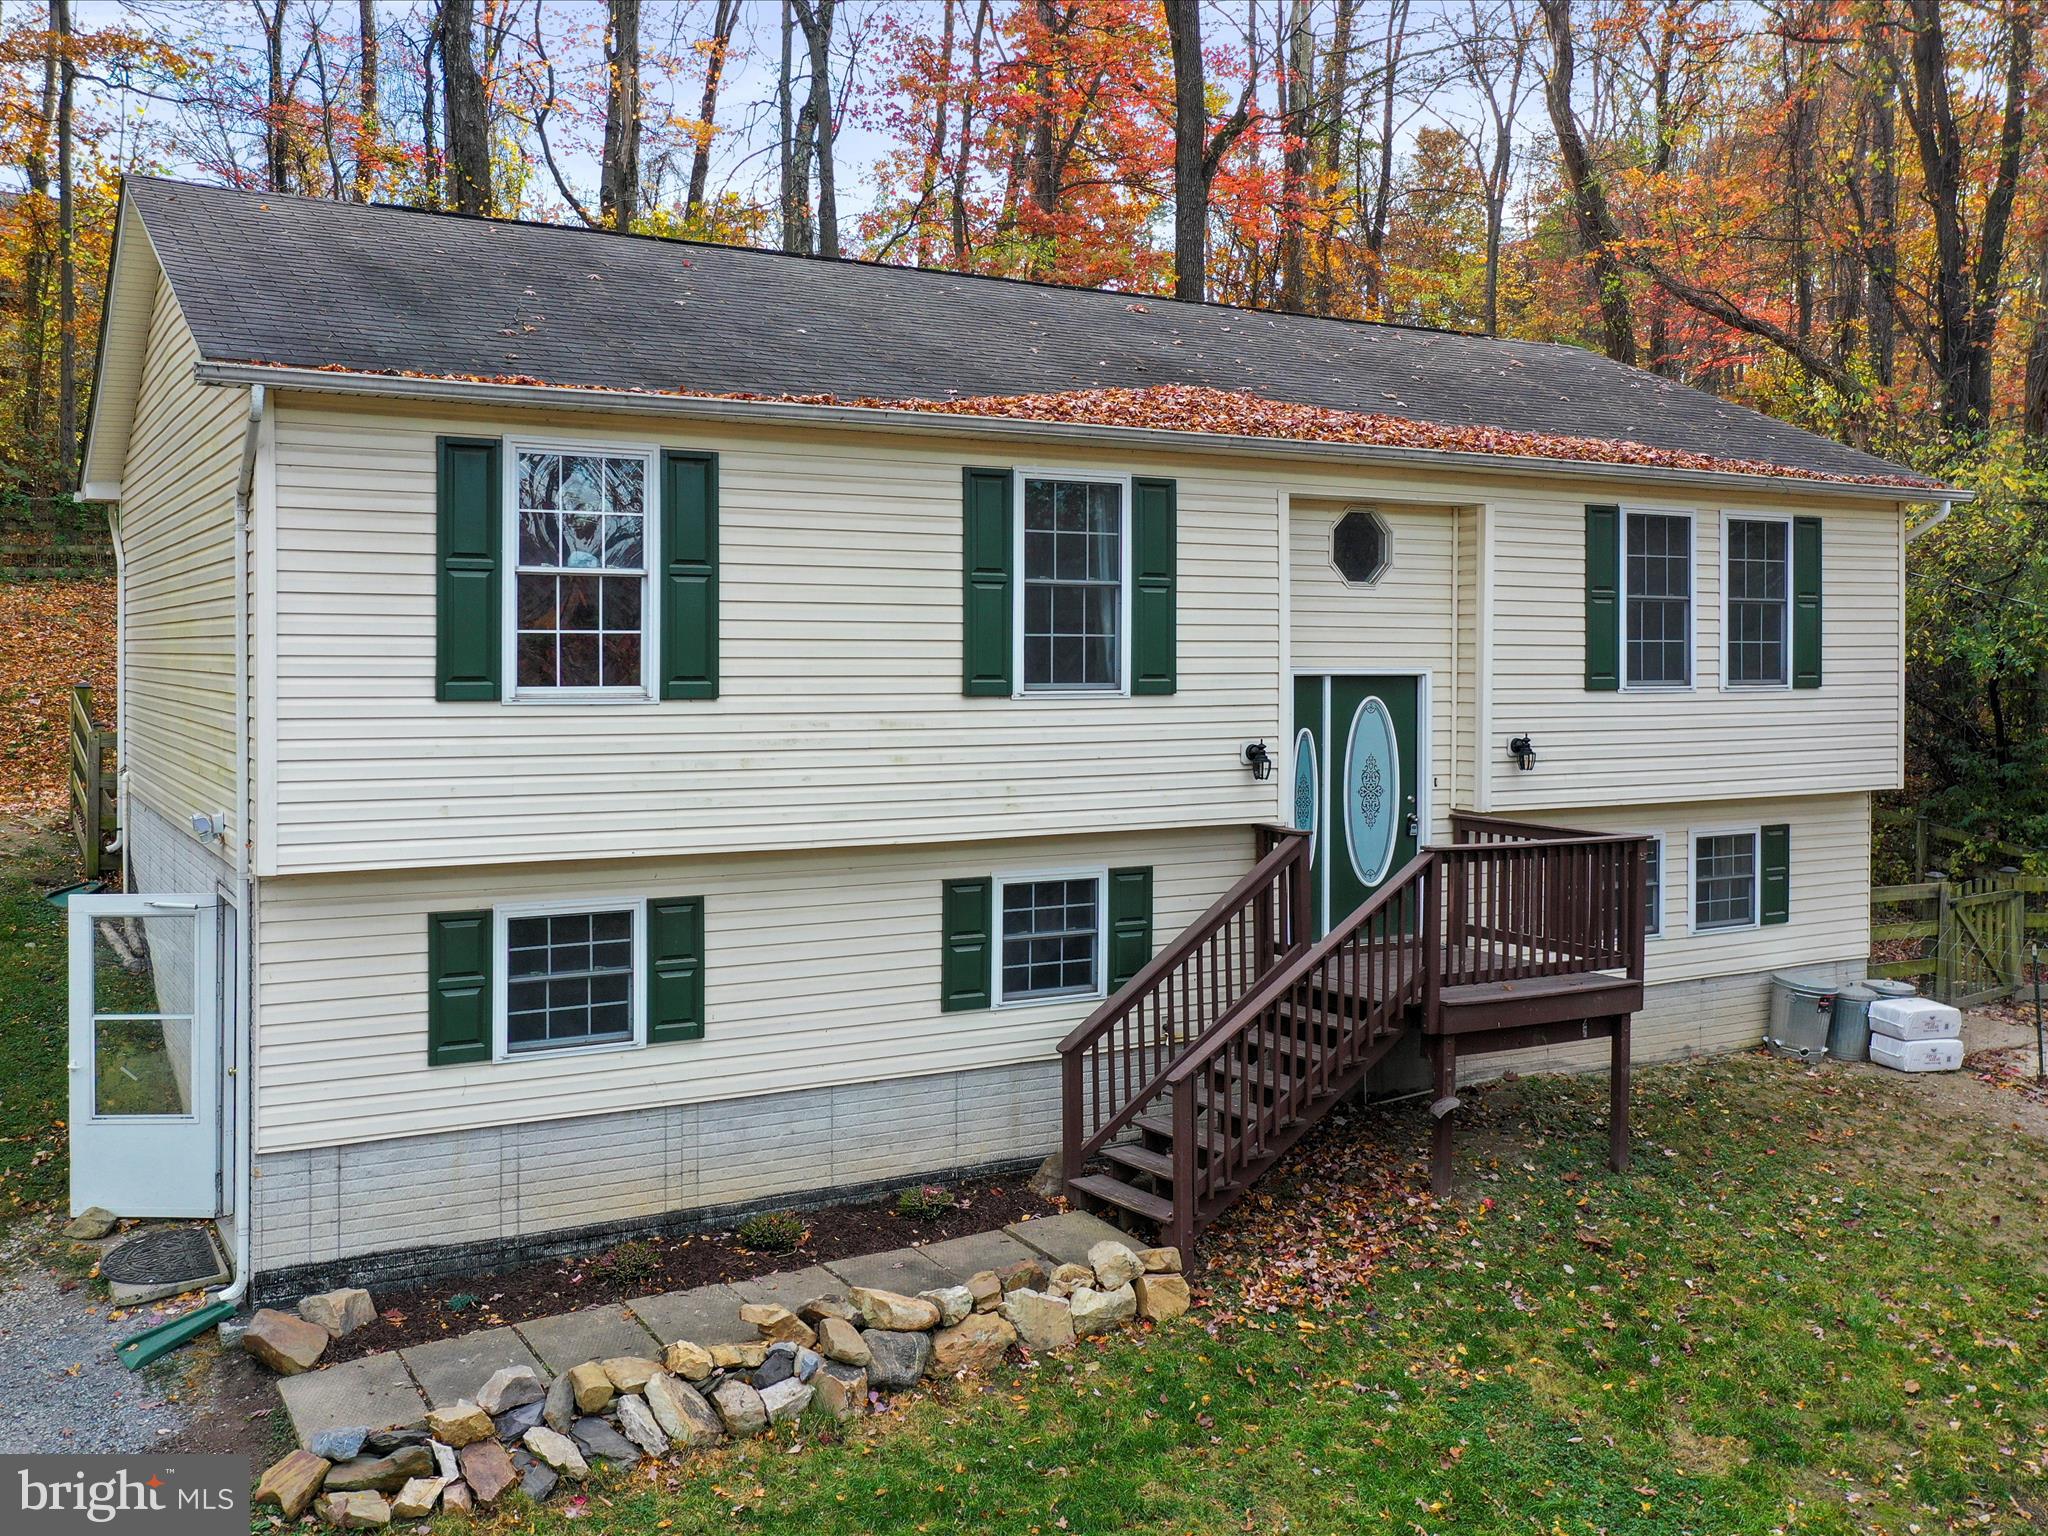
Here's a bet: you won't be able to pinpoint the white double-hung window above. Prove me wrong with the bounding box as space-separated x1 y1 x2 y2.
996 871 1107 1004
1016 473 1130 693
496 901 645 1058
1624 510 1693 688
508 444 657 698
1692 830 1760 932
1723 515 1791 688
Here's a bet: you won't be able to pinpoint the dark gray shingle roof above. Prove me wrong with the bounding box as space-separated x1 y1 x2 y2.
127 176 1921 486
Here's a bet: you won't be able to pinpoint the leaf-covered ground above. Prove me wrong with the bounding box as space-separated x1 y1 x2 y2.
401 1053 2047 1536
0 579 116 817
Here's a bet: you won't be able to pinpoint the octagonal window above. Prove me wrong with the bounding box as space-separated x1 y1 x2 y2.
1332 508 1391 584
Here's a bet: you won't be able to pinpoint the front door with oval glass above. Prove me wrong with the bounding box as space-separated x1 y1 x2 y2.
1291 674 1422 934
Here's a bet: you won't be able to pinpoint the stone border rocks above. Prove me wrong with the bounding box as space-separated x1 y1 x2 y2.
261 1239 1186 1527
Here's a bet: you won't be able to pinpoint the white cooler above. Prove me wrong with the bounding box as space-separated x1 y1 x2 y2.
1868 997 1963 1042
1868 1034 1965 1073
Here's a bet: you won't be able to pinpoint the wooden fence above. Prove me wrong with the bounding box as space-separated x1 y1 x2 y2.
68 684 117 879
1870 873 2048 1005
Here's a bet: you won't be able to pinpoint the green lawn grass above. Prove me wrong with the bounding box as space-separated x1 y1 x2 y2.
3 813 2030 1529
0 824 76 1219
469 1057 2046 1535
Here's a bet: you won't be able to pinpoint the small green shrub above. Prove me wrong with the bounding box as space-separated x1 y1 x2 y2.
894 1183 954 1221
598 1238 663 1286
736 1209 806 1252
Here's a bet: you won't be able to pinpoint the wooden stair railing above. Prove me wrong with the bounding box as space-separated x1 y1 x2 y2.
1060 817 1651 1255
1057 828 1311 1195
1151 849 1437 1256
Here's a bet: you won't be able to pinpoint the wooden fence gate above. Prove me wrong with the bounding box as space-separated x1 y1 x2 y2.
68 685 117 879
1872 874 2035 1005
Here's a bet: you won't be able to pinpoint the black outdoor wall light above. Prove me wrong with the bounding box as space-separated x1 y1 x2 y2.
1243 741 1275 781
1508 735 1537 771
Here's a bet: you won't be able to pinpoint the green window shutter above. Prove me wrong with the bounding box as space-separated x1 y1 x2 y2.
647 897 706 1043
426 910 493 1066
436 438 501 701
1791 515 1822 689
1585 504 1621 691
941 877 993 1011
1760 824 1791 925
1106 866 1154 991
659 451 719 699
962 468 1013 696
1130 478 1177 695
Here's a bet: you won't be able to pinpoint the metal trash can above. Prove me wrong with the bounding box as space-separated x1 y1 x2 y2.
1864 978 1918 1000
1767 972 1837 1063
1828 983 1879 1063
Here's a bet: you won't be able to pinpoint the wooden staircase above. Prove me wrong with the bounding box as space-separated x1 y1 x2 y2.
1058 816 1649 1257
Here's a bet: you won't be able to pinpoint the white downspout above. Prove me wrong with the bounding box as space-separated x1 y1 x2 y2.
212 383 264 1310
106 504 127 867
1905 497 1958 543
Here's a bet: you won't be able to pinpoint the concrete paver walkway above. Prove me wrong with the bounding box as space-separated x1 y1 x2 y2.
277 1211 1126 1444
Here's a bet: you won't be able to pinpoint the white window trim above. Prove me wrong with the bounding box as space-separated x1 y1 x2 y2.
991 866 1110 1008
1010 468 1134 699
501 436 662 705
492 896 648 1062
1687 825 1762 935
1718 511 1793 691
1635 831 1666 939
1618 506 1697 693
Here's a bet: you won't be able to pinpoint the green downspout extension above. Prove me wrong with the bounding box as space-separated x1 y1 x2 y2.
115 1299 238 1371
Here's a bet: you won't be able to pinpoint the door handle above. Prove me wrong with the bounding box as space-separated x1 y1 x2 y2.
1404 794 1420 840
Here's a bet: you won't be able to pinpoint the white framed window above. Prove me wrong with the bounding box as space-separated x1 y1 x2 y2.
505 440 658 700
1722 513 1791 689
1640 833 1665 938
1013 471 1132 695
1623 510 1694 689
994 869 1108 1005
494 899 645 1059
1691 828 1760 933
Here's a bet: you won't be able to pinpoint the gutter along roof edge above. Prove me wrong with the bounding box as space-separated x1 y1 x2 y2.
192 362 1972 506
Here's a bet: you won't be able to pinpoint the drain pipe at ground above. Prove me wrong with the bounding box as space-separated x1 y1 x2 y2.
211 383 264 1315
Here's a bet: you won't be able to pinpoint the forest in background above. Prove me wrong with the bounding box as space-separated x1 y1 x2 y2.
3 0 2048 857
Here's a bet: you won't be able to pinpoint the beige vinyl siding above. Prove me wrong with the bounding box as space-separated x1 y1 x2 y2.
1452 505 1480 812
1486 495 1902 811
263 399 1285 873
118 275 245 865
1288 497 1461 839
251 825 1253 1152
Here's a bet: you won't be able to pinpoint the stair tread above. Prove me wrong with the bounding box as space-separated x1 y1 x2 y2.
1102 1143 1175 1179
1070 1173 1174 1223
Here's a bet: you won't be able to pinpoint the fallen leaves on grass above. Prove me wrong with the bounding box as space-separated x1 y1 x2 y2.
1197 1103 1433 1323
1965 1045 2048 1105
0 579 116 816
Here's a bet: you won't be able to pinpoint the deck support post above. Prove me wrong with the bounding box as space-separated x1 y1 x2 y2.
1428 1035 1457 1198
1608 1015 1631 1173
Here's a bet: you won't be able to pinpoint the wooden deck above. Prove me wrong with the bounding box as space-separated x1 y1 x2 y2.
1058 814 1652 1256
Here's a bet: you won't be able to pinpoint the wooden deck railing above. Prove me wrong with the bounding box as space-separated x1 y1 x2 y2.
1132 818 1647 1255
1057 828 1311 1182
1437 834 1647 985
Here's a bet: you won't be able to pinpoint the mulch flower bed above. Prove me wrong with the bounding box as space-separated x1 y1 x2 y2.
326 1174 1058 1363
